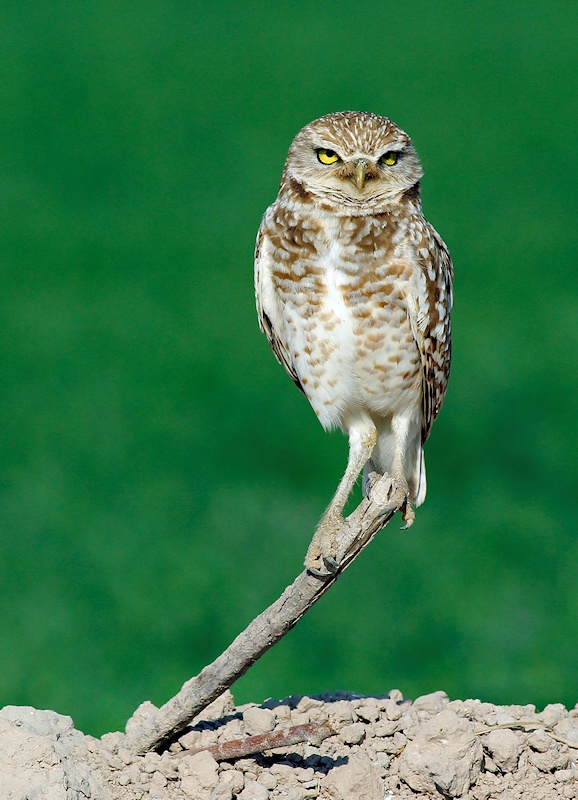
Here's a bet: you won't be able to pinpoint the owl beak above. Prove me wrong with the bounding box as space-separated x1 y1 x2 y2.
354 160 368 190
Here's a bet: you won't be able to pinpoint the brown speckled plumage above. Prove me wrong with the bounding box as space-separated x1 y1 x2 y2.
255 111 453 573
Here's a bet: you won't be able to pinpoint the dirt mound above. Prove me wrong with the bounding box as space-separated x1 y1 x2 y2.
1 691 577 799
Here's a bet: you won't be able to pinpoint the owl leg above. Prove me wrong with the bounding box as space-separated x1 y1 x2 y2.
305 420 377 577
380 413 417 528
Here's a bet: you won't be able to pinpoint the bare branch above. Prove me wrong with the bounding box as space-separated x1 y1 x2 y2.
122 475 397 755
175 721 336 762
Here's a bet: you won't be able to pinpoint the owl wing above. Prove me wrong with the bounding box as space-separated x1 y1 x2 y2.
254 217 305 395
408 223 454 444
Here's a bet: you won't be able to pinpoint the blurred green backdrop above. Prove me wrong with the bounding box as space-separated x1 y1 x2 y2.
0 1 577 736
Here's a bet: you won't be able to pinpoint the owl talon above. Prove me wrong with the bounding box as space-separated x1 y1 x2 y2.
307 557 339 579
323 554 339 571
305 515 343 577
364 470 383 499
400 500 415 530
305 550 339 578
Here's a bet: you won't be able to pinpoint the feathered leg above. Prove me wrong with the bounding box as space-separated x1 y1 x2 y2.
305 419 377 576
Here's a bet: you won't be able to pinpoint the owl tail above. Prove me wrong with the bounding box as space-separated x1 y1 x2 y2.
414 448 427 506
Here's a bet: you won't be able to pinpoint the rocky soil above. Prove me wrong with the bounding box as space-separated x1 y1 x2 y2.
1 690 577 799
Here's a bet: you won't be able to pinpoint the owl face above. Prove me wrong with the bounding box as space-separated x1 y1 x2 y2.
282 111 423 211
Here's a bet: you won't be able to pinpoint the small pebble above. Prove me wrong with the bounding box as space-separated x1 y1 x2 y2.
220 769 245 793
270 763 294 778
296 696 324 713
483 729 522 772
150 770 166 786
273 704 292 722
243 707 276 736
412 691 449 715
566 726 578 742
373 719 401 737
289 712 310 727
293 766 314 783
356 704 380 723
382 700 403 721
258 771 278 790
238 778 270 800
219 718 243 741
540 703 567 726
212 785 234 800
555 769 578 783
373 753 391 772
340 723 366 745
141 753 162 773
495 713 517 726
528 729 552 753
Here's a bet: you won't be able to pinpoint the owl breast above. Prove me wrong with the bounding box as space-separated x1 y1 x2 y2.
265 205 423 432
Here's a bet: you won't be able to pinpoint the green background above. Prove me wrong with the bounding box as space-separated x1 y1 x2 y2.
0 1 576 737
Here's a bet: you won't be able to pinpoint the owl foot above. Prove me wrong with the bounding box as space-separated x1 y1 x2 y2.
373 477 415 528
305 513 343 578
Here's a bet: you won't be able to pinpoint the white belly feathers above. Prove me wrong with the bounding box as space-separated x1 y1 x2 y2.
287 230 422 432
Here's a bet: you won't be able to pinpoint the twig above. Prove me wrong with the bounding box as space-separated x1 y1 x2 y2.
122 475 397 754
473 721 549 735
474 721 578 750
546 732 578 749
175 721 335 761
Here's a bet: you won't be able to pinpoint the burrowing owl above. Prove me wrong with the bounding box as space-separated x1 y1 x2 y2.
255 111 453 575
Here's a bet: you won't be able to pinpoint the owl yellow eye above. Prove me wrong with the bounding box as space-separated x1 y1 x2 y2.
316 148 340 165
380 151 398 166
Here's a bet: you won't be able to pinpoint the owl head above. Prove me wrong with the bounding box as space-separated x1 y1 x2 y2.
281 111 423 213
